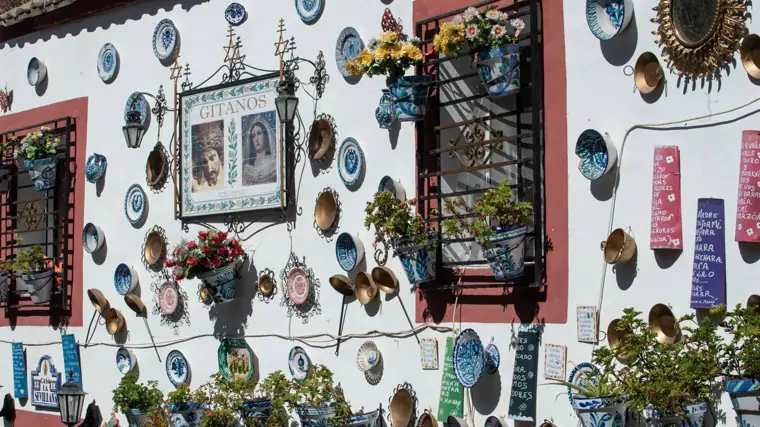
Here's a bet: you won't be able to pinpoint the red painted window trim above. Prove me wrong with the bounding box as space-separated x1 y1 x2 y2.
0 97 87 327
412 0 568 324
14 409 68 425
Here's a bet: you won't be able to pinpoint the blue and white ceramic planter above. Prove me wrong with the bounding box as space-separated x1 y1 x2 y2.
25 157 57 191
22 269 54 304
0 271 10 303
727 379 760 427
348 409 380 427
388 75 432 122
482 224 527 280
0 164 10 192
242 399 272 426
197 264 236 304
585 0 634 41
296 405 337 427
644 402 708 427
85 153 107 183
335 233 365 272
169 402 206 427
375 89 396 129
396 242 436 284
475 44 521 98
126 409 150 427
573 397 626 427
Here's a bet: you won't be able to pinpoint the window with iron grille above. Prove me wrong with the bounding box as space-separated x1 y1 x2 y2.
0 117 75 321
415 0 544 290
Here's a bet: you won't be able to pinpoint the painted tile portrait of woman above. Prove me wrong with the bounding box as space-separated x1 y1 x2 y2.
241 111 278 187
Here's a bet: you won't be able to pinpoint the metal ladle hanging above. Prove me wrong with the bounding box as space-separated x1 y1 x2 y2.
329 274 353 356
124 294 161 362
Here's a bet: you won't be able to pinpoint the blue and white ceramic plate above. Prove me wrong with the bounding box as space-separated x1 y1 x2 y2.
82 223 104 254
335 233 361 272
567 362 599 407
114 263 135 296
337 137 364 187
295 0 323 23
453 328 485 388
97 43 119 83
165 349 190 387
585 0 633 41
85 153 107 183
124 92 149 128
225 2 247 26
116 347 134 374
288 346 311 381
575 129 614 180
335 27 364 78
484 343 500 374
152 19 180 61
124 183 147 225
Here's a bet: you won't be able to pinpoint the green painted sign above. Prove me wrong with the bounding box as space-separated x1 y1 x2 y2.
437 337 464 420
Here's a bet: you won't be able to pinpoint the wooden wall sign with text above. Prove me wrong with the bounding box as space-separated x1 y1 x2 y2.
650 146 683 249
736 131 760 242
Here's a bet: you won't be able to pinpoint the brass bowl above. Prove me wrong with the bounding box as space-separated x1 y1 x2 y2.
314 190 338 231
354 271 377 305
87 288 109 314
372 266 398 294
308 119 333 160
634 52 663 94
144 231 165 266
748 294 760 313
146 146 167 186
648 303 680 345
416 412 438 427
124 294 147 316
607 318 632 361
105 308 125 335
390 388 413 427
329 274 353 297
259 274 275 297
199 286 213 305
601 228 636 264
741 34 760 79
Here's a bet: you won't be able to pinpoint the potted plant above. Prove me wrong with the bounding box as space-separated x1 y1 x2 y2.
609 308 720 426
364 191 437 284
433 6 524 98
166 383 209 427
12 244 55 303
164 230 246 304
112 374 164 426
201 372 268 427
10 126 60 191
442 180 532 280
345 31 430 122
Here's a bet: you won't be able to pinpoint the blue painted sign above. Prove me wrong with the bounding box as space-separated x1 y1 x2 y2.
31 355 61 408
12 342 27 399
61 334 82 388
690 198 726 309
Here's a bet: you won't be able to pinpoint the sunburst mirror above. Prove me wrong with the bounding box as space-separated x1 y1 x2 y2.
651 0 747 77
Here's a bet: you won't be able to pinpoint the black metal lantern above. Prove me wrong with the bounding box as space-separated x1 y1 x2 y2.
275 78 299 124
57 371 86 427
122 109 146 149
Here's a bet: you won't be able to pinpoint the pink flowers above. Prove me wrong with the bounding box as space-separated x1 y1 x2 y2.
163 229 246 283
186 257 198 266
198 231 209 240
217 246 227 255
187 241 198 250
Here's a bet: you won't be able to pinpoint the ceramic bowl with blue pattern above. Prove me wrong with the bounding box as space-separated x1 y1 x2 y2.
335 233 365 272
585 0 633 41
453 328 485 388
114 263 138 296
27 57 47 86
82 223 105 254
575 129 617 180
85 153 107 183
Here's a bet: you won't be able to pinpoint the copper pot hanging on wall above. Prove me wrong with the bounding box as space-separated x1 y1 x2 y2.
648 303 680 345
607 318 632 362
601 228 637 264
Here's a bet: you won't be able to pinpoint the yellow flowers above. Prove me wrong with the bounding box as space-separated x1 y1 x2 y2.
378 31 398 44
345 31 423 78
433 21 466 57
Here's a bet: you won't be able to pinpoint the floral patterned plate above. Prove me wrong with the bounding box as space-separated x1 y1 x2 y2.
286 267 309 305
288 346 311 381
295 0 323 23
335 27 364 78
152 19 180 61
97 43 119 83
225 2 247 26
124 183 147 225
337 137 364 187
453 328 485 388
158 281 178 314
165 349 189 387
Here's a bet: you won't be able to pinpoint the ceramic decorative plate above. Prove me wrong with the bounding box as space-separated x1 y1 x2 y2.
225 2 247 26
152 19 179 61
575 129 613 180
335 27 364 78
337 137 364 187
288 346 311 381
286 267 309 305
115 347 134 374
586 0 631 41
97 43 119 83
453 328 485 388
295 0 323 23
114 264 134 296
567 362 599 407
484 343 500 374
159 282 178 314
124 92 149 127
124 183 147 225
218 338 255 381
335 233 359 272
165 349 189 387
356 341 380 372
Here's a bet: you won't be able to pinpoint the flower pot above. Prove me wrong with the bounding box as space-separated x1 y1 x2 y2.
125 409 149 427
169 402 207 427
348 409 381 427
573 397 626 427
375 89 396 129
644 402 709 427
22 269 54 304
296 405 336 427
0 164 10 193
481 224 528 280
397 243 436 284
24 158 57 191
387 75 432 122
0 271 9 303
727 379 760 427
475 44 521 98
197 264 236 304
242 398 272 426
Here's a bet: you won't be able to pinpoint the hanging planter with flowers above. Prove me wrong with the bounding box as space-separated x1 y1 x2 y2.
434 6 525 99
164 230 246 305
345 31 432 122
10 127 61 191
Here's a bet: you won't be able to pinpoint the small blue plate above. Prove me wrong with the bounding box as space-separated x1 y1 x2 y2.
97 43 119 83
165 349 190 387
337 137 364 187
288 346 311 381
295 0 323 23
225 3 247 26
152 19 180 61
124 183 147 226
335 27 364 78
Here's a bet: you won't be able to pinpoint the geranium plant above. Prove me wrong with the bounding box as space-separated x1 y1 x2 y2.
716 304 760 379
433 6 525 56
164 230 245 281
345 31 423 79
364 191 434 250
10 127 60 162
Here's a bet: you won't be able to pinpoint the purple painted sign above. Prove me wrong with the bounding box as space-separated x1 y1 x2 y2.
690 199 726 309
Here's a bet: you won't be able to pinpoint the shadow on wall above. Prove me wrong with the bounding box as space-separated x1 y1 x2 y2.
0 0 209 48
210 257 255 339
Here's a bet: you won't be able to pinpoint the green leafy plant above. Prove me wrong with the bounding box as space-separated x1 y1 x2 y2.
10 127 60 162
364 191 434 250
201 407 238 427
548 359 624 399
715 303 760 379
442 180 532 245
112 373 164 415
167 383 209 407
201 372 260 427
13 245 49 276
